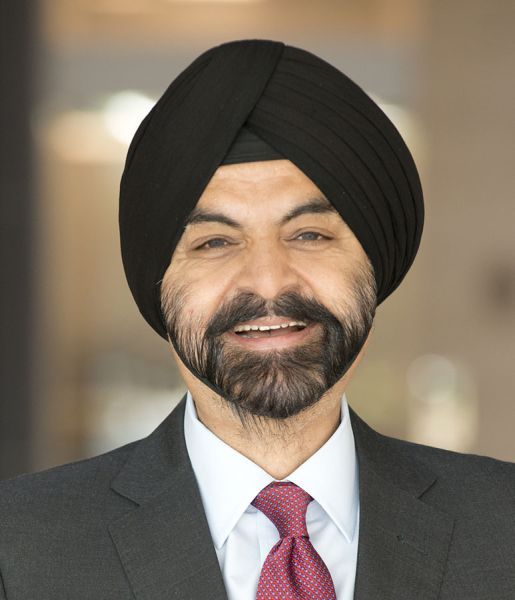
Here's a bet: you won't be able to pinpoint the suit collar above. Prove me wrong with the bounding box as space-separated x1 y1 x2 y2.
110 395 190 504
109 396 228 600
349 406 437 498
349 407 455 600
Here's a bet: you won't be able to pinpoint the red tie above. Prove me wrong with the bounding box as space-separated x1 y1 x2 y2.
252 481 337 600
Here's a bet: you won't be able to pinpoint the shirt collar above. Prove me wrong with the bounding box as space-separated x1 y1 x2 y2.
287 398 359 543
184 390 359 549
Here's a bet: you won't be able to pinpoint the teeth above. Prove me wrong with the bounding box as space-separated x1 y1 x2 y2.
234 320 307 333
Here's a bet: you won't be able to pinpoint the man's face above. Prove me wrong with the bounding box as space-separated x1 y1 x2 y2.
161 159 376 421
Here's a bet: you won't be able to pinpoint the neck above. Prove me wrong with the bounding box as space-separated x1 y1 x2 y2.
169 333 369 478
189 380 348 480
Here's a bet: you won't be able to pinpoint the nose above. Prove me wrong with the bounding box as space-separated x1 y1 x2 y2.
236 242 301 300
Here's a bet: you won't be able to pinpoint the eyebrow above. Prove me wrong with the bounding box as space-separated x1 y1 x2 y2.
184 196 338 229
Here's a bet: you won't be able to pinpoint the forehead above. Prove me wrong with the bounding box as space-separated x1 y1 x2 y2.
191 158 334 218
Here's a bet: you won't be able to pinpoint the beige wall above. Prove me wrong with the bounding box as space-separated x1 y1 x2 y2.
417 0 515 458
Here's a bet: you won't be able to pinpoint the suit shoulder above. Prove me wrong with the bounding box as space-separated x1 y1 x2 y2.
351 406 515 512
375 429 515 510
383 431 515 476
0 440 139 521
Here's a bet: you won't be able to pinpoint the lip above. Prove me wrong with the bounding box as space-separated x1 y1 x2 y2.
225 322 318 350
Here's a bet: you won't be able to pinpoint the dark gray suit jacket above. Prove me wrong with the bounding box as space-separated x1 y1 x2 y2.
1 396 515 599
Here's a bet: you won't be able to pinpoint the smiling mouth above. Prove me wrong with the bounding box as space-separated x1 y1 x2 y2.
232 321 308 339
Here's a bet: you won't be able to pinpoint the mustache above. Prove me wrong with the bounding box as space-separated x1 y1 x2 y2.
205 290 342 338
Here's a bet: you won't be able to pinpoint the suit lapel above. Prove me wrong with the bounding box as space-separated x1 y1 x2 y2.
108 396 228 600
350 409 455 600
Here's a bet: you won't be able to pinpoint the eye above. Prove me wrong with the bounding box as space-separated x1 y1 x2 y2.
194 237 231 250
294 231 330 242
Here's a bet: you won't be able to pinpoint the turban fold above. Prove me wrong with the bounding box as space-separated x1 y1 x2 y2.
221 125 283 165
119 40 424 340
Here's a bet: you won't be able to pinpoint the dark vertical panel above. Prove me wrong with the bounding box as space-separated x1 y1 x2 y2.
0 1 38 478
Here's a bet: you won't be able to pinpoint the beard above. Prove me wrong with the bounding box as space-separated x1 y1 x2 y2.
161 268 376 422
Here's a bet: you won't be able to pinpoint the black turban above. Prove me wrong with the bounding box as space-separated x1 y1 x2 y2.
119 39 424 340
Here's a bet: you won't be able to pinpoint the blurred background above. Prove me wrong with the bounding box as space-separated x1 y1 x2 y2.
1 0 514 479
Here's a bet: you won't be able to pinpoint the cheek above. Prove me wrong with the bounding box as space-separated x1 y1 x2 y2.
170 261 240 323
297 256 351 293
307 273 348 312
297 256 365 315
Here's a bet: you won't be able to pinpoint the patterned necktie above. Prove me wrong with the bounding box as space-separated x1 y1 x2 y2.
252 481 337 600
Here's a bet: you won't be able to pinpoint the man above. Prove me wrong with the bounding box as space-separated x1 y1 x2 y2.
1 39 514 599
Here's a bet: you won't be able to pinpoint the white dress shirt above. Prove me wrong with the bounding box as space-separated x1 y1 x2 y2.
184 390 360 600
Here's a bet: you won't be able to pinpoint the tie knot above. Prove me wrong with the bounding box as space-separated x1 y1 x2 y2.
252 482 313 538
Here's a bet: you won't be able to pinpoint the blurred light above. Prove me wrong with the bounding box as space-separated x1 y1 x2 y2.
43 91 156 163
102 91 156 146
406 354 478 452
44 110 123 163
372 95 424 162
407 353 457 404
87 386 184 454
84 351 184 454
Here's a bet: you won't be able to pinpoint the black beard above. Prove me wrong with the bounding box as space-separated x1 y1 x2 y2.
162 279 376 422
